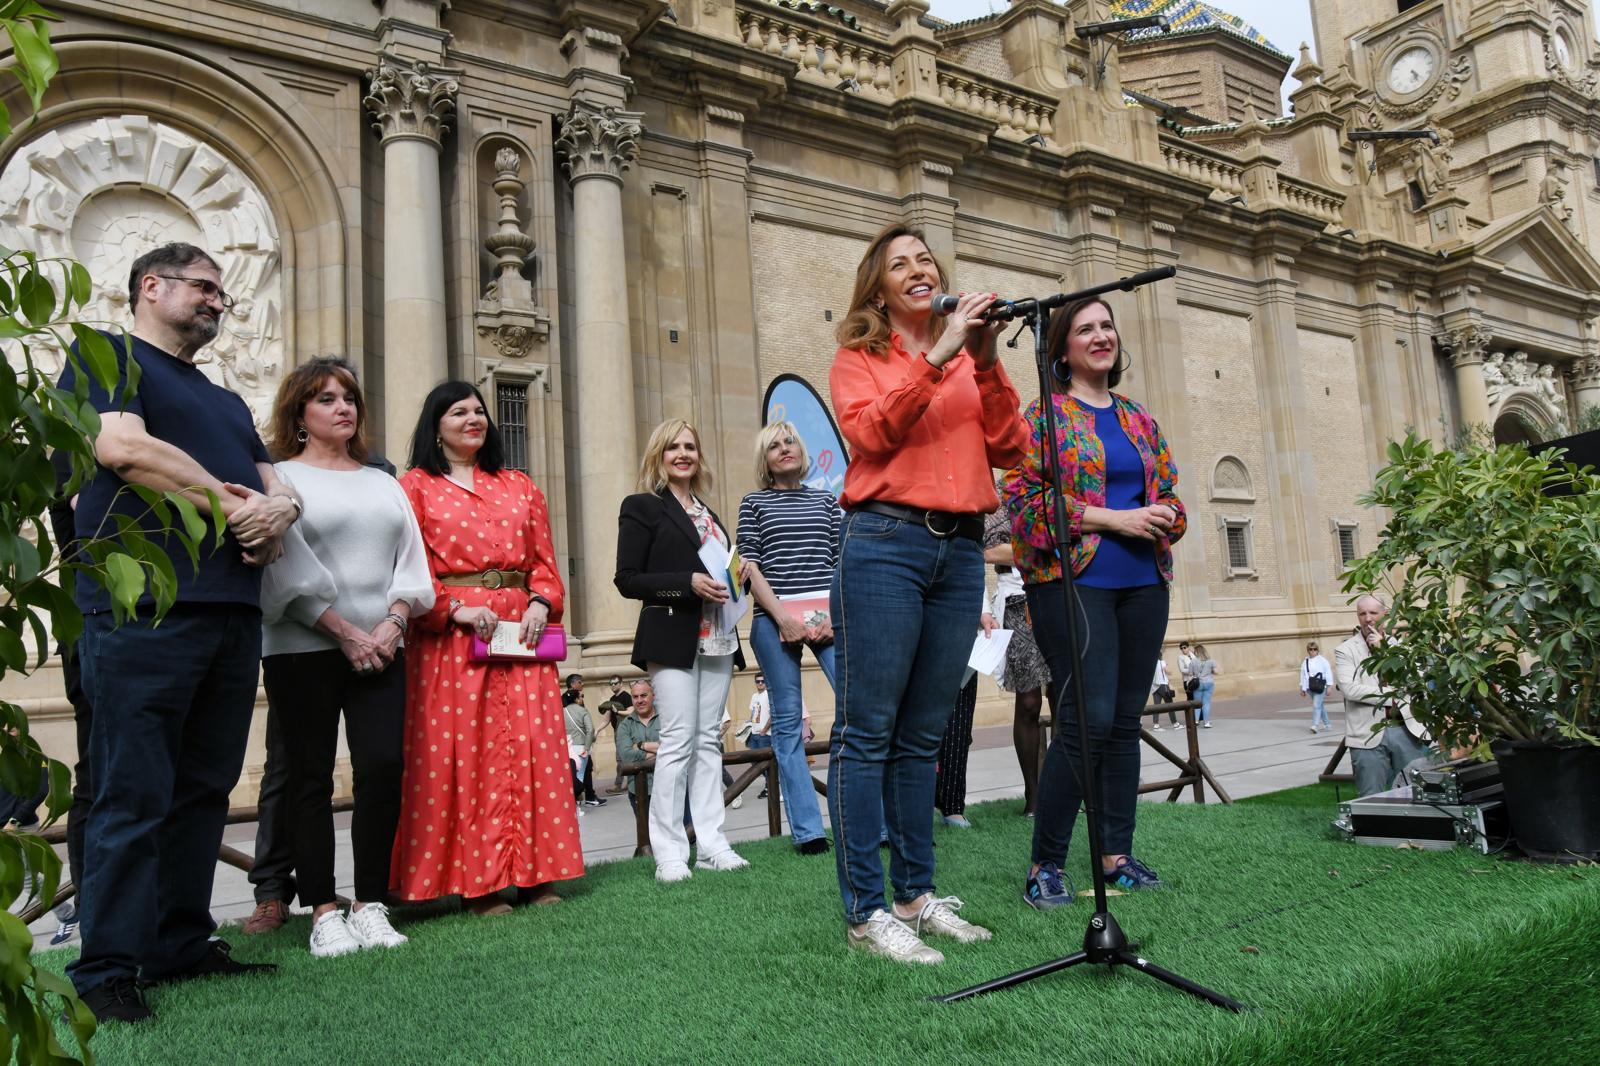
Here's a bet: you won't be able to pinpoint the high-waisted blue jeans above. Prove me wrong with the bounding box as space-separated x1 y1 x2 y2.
829 511 982 925
748 613 832 845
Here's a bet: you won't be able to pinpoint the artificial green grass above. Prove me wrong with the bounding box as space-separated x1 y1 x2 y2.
38 792 1600 1065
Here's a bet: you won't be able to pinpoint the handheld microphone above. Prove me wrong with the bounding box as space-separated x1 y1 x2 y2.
930 293 1034 323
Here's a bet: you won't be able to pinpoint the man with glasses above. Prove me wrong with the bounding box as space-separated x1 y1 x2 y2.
58 242 300 1022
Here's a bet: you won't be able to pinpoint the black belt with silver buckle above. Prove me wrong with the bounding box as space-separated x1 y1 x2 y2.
849 501 983 542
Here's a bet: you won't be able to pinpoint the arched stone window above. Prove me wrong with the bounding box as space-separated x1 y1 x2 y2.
1209 455 1255 502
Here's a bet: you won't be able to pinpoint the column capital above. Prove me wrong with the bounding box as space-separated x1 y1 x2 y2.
364 58 459 146
1435 322 1490 368
556 101 643 185
1572 354 1600 389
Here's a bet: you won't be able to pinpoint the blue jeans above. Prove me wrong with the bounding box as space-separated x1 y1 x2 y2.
1309 690 1329 730
68 605 262 993
1029 582 1169 865
1197 678 1215 721
748 613 833 845
829 511 983 925
1351 728 1431 796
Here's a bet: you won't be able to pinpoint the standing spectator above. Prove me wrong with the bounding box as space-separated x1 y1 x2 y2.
1004 294 1187 910
1300 641 1334 733
736 421 840 856
746 674 774 800
258 358 433 957
1150 657 1178 730
1177 640 1198 702
827 224 1026 962
393 381 581 915
601 676 633 795
561 674 604 807
1336 596 1430 795
615 419 749 883
60 243 296 1022
563 674 585 706
934 607 998 829
983 500 1054 816
1192 644 1220 728
564 697 598 812
615 680 661 812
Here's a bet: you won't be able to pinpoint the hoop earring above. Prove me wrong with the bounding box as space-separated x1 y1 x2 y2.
435 434 444 451
296 425 308 444
1113 349 1132 377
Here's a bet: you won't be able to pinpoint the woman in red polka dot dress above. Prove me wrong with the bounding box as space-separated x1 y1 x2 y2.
392 382 583 915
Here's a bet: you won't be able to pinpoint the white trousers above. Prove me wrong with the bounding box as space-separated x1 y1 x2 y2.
647 654 734 864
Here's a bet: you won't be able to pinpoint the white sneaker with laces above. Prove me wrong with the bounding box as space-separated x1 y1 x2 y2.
655 860 692 883
347 902 407 949
695 850 750 872
847 910 944 965
308 910 362 958
903 895 992 944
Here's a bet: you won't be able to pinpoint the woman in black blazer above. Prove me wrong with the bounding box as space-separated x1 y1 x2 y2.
615 419 748 883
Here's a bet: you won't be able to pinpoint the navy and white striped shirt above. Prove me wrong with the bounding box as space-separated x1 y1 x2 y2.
735 487 842 617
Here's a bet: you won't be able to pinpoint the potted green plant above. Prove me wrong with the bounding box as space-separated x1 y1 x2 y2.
1343 431 1600 861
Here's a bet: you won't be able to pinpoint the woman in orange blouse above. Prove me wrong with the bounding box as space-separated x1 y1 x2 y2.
392 382 583 916
827 223 1029 965
1003 297 1186 911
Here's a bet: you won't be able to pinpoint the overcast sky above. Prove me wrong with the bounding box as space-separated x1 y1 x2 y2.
926 0 1318 110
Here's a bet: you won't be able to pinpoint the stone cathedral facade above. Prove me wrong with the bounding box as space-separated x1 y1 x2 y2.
3 0 1598 789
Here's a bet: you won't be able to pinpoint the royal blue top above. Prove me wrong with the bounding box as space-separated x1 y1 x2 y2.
58 332 268 614
1076 400 1160 589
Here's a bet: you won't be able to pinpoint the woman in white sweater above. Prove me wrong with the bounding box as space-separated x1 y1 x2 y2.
260 358 433 958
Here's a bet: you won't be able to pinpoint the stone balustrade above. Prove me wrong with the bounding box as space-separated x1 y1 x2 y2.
935 65 1056 142
738 7 894 98
1277 176 1345 224
1160 139 1245 196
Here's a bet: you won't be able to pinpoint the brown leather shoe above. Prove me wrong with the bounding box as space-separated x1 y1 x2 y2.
242 899 287 935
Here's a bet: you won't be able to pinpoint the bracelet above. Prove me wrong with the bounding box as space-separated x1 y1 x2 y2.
383 612 408 633
448 597 464 622
528 593 552 612
285 495 303 521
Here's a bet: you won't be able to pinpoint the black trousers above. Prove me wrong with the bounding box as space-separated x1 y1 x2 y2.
246 701 297 904
62 646 92 893
934 674 980 817
570 757 597 802
262 648 405 906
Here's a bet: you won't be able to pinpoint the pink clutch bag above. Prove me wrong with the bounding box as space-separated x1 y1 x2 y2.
468 621 567 663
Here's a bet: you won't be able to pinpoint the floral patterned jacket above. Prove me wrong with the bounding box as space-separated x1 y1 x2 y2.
1003 392 1186 585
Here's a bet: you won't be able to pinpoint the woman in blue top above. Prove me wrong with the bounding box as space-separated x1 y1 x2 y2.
737 421 840 856
1002 296 1188 910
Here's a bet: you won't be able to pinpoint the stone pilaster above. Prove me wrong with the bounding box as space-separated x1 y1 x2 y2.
556 100 644 657
365 57 458 456
1572 355 1600 419
1436 323 1493 431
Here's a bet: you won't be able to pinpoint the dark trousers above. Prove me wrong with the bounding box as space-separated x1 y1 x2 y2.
570 757 597 802
934 674 979 817
1028 582 1169 865
62 647 92 892
68 605 261 994
262 649 405 906
246 700 296 904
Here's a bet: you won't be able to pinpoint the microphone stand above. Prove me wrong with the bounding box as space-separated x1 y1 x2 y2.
931 266 1245 1011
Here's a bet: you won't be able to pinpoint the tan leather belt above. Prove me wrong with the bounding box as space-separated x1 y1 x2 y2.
439 569 528 590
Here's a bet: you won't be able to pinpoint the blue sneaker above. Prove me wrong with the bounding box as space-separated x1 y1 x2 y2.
1102 855 1166 891
1023 861 1075 910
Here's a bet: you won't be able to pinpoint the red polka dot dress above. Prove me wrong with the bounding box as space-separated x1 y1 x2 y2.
391 468 584 900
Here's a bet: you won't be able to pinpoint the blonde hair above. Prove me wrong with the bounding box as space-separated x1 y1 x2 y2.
834 223 951 356
637 418 715 496
753 421 810 489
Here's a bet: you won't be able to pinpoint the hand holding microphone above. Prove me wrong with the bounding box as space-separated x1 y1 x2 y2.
926 291 1003 369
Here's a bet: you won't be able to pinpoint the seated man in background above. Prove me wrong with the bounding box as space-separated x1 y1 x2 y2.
1336 595 1430 796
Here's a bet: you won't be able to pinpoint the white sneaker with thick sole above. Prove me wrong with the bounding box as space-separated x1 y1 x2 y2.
655 860 692 883
695 850 751 872
902 895 992 944
347 902 407 949
308 910 362 958
847 910 944 965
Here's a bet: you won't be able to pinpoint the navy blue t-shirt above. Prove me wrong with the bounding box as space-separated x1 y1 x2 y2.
58 332 268 613
1077 400 1160 590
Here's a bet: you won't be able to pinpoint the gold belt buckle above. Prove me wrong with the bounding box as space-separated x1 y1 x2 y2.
483 569 505 590
924 511 957 539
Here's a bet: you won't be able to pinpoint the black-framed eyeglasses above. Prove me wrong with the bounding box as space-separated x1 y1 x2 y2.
153 274 236 311
755 678 766 685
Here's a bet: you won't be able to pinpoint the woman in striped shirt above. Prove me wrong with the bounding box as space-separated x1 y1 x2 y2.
737 421 839 856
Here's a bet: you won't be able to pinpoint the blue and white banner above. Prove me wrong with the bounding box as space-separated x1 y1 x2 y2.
761 373 849 497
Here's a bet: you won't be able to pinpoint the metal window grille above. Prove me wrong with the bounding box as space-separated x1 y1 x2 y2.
1225 525 1250 570
497 381 529 473
1337 526 1358 566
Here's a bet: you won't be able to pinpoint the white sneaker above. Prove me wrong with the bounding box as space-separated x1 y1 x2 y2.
902 895 993 944
655 860 692 883
1202 722 1213 729
308 910 362 958
347 902 407 949
695 850 751 872
731 796 743 809
847 910 944 965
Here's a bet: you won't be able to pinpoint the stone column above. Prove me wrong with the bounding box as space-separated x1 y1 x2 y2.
556 101 643 657
364 58 458 454
1573 356 1600 420
1438 324 1493 431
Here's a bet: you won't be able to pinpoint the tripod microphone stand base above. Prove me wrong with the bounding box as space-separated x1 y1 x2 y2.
930 910 1247 1010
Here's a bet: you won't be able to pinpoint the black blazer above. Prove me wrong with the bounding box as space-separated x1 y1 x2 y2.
614 489 747 672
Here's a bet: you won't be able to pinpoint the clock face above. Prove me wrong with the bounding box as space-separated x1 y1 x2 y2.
1387 46 1437 95
1553 30 1574 70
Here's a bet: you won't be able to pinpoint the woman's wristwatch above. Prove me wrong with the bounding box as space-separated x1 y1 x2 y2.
528 593 552 612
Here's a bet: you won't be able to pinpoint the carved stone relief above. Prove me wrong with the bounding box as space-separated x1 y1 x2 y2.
1483 350 1569 428
1210 455 1256 502
0 114 284 426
